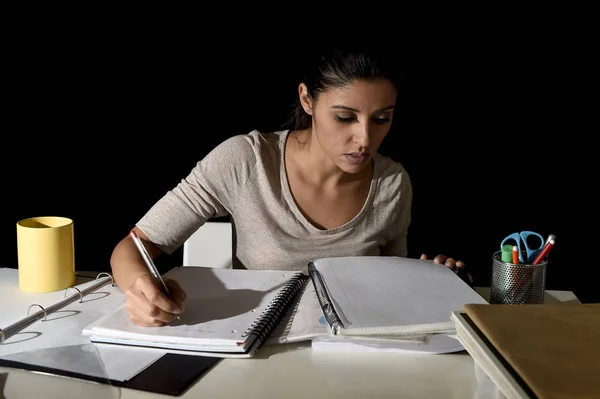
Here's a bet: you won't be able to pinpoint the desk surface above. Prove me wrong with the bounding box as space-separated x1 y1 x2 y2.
0 289 580 399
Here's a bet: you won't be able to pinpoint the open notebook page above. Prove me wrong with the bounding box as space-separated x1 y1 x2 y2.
83 267 303 353
309 256 488 336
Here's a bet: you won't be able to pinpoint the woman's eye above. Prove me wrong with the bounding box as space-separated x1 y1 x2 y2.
335 115 357 124
373 117 391 125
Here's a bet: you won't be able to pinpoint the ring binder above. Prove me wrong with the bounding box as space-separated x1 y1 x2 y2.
96 272 115 286
0 273 115 345
27 304 47 321
65 287 83 303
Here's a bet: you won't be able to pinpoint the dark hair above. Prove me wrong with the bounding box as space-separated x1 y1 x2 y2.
283 48 402 131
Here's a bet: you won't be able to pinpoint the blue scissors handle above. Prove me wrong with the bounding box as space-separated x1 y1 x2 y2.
500 231 545 263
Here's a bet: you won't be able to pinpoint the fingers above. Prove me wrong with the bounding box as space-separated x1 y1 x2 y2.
433 254 448 266
125 275 185 327
466 272 474 285
421 253 452 266
422 253 472 285
165 278 187 311
126 294 172 327
455 268 475 287
430 254 454 270
422 254 466 272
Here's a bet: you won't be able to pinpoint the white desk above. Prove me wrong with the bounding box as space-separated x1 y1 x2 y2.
0 289 579 399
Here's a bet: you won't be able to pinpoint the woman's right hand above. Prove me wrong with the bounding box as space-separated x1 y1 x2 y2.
125 274 187 327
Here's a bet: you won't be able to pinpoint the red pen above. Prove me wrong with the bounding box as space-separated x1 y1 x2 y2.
512 246 519 264
532 235 555 265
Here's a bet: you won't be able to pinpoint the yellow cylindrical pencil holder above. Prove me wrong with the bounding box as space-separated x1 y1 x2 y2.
16 216 75 292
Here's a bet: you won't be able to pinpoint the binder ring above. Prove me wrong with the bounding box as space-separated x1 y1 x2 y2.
27 304 47 321
0 328 4 345
65 286 83 303
96 272 115 286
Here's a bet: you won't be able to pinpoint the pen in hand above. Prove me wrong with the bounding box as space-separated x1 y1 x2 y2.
129 230 181 320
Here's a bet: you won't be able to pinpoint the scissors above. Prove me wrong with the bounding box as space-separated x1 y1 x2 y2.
500 231 545 264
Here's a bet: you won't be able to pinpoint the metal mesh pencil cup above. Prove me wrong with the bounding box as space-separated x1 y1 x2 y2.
490 252 547 304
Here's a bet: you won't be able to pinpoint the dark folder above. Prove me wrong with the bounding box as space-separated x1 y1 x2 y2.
0 353 221 396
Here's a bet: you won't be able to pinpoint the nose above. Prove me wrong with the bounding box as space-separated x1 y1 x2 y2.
353 123 370 150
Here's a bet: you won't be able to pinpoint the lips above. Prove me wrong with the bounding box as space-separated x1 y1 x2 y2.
344 152 370 165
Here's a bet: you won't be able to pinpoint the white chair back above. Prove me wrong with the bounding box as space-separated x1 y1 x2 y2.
182 221 233 268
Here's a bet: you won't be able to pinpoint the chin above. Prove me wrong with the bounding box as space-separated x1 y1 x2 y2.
339 162 369 174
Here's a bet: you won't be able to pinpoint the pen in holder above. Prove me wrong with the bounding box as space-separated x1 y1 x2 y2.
490 251 547 304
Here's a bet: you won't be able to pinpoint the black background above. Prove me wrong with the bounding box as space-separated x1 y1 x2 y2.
2 21 596 303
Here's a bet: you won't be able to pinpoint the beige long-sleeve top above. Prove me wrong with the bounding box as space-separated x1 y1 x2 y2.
137 129 412 272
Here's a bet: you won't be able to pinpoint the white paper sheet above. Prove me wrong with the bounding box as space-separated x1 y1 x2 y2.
311 333 465 354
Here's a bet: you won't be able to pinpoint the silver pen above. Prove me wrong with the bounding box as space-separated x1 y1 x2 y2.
129 230 170 297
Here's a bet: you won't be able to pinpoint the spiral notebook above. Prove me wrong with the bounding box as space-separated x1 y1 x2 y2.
82 267 309 358
308 256 487 336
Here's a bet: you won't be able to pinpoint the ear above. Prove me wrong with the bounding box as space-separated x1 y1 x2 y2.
298 83 313 115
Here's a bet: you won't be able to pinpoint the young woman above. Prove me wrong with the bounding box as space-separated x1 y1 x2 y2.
110 48 470 326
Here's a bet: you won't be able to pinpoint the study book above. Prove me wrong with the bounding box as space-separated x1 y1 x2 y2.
452 303 600 399
308 256 488 337
82 267 309 358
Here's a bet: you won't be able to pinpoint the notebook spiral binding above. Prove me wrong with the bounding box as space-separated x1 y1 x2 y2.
0 272 115 345
277 281 310 343
242 272 309 346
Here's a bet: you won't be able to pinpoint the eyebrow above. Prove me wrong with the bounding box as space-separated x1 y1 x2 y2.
331 105 395 113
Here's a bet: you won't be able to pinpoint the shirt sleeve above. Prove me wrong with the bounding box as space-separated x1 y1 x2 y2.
136 134 258 254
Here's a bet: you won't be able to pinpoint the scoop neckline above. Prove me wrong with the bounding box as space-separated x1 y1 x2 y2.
278 129 379 235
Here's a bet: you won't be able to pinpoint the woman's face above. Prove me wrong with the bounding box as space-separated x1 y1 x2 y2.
302 78 397 174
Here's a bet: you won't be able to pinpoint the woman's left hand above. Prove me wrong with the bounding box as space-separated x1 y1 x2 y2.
420 253 474 286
